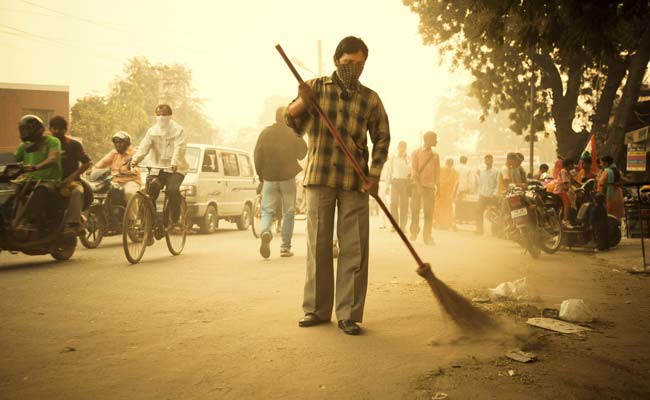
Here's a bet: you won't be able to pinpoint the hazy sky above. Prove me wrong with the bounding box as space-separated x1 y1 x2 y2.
0 0 471 144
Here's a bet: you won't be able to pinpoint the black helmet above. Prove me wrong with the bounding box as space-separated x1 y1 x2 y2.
19 115 45 143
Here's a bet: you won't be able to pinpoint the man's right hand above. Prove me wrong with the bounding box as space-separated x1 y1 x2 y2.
298 83 313 104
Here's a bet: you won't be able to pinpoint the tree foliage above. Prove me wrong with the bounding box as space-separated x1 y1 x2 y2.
404 0 650 160
70 57 219 160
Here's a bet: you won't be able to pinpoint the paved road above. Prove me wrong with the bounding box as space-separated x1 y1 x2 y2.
1 218 649 399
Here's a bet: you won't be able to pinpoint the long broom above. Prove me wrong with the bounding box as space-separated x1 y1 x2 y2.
276 44 496 332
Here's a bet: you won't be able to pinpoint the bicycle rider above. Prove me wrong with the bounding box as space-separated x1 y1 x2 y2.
131 104 188 231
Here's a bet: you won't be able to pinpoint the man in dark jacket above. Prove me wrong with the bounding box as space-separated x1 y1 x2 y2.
254 106 308 259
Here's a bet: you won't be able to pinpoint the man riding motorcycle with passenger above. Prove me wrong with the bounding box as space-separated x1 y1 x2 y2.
14 115 63 237
93 131 141 205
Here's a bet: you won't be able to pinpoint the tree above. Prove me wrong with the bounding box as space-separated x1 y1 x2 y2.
404 0 650 161
70 57 218 160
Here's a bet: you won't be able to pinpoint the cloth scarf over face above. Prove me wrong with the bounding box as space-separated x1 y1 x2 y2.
334 62 365 99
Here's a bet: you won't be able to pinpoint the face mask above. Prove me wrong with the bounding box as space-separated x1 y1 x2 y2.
156 115 172 129
336 62 364 89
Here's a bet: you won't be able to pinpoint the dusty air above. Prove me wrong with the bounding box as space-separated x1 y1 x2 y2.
1 1 649 399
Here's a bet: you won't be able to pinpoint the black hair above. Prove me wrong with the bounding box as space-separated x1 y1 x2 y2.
600 155 614 165
539 163 549 172
49 115 68 130
484 154 493 159
460 155 468 164
334 36 369 62
155 104 173 115
562 158 575 169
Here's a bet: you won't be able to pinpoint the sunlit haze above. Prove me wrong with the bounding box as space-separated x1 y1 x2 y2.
0 0 471 145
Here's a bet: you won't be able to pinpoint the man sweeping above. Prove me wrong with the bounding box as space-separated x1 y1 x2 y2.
285 36 390 335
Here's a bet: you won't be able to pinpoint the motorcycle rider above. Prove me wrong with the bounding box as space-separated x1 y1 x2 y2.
93 131 141 207
49 116 92 235
131 104 188 228
14 115 63 235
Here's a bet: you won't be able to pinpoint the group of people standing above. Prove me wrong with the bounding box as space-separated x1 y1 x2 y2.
380 131 482 243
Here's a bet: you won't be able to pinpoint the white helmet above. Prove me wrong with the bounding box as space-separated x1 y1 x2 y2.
111 131 131 145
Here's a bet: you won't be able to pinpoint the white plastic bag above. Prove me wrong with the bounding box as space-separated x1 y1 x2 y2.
489 277 528 300
559 299 594 323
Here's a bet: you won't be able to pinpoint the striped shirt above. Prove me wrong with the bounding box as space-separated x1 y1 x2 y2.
285 73 390 191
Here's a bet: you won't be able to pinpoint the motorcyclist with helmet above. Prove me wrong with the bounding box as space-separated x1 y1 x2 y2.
14 115 63 235
93 131 141 206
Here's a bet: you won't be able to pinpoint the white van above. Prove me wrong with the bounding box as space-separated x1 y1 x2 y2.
181 144 258 233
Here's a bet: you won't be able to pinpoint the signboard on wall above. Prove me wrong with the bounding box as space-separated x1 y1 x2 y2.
627 142 648 172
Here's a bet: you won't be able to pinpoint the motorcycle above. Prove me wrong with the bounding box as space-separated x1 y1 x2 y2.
561 179 621 250
79 168 129 249
504 182 563 259
0 160 91 260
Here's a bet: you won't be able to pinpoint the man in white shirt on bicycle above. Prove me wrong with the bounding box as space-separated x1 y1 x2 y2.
132 104 188 228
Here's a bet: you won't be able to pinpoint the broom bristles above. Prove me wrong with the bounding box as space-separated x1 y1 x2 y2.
417 263 497 332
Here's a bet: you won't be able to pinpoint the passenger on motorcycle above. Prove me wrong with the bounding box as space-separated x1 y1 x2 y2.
131 104 188 228
49 116 92 235
93 131 141 206
14 115 63 235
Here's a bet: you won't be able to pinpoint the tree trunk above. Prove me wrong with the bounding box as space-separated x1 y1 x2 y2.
534 53 590 158
592 55 628 152
605 29 650 166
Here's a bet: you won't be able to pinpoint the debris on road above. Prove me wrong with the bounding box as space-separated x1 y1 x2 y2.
489 277 528 300
505 349 537 363
508 369 516 377
61 347 76 353
559 299 595 323
471 297 491 303
432 392 448 400
526 317 593 334
542 308 559 318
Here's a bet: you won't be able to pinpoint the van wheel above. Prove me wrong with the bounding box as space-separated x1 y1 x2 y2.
200 204 218 234
236 203 252 231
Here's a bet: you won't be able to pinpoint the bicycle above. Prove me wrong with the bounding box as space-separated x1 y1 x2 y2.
122 166 188 264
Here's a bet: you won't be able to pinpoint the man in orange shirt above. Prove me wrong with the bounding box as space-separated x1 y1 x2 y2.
93 131 141 206
410 131 440 245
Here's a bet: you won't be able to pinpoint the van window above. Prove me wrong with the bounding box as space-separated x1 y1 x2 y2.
185 146 201 173
239 154 253 177
202 149 219 172
222 153 240 176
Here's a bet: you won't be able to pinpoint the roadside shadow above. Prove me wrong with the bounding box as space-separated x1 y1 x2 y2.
0 257 80 273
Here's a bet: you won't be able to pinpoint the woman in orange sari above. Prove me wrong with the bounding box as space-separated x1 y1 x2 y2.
435 158 459 229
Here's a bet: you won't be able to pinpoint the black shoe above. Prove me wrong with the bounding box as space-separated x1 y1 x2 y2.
260 231 272 259
337 319 361 335
299 313 328 327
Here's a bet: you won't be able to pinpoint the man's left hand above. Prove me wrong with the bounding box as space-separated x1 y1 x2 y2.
362 177 379 197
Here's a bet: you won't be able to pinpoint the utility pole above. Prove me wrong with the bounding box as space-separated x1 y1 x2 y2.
317 40 323 76
529 60 535 177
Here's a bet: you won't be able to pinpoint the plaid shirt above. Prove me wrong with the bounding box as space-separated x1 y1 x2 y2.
285 74 390 191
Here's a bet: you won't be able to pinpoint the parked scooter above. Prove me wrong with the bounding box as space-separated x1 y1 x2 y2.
562 179 621 250
0 160 91 260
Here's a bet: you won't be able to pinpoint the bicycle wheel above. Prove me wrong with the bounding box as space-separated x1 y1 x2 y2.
80 205 105 249
122 192 152 264
251 194 262 238
165 196 187 255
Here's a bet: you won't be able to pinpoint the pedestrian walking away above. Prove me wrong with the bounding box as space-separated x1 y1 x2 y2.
386 140 411 231
475 154 498 235
285 35 390 336
410 131 439 245
254 106 308 259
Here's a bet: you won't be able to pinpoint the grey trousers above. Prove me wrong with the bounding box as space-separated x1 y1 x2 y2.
303 186 369 322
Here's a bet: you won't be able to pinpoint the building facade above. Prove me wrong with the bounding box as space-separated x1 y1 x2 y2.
0 83 69 153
